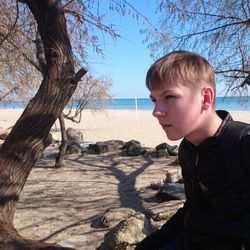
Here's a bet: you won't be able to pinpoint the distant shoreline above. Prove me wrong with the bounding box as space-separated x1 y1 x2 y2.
1 96 250 110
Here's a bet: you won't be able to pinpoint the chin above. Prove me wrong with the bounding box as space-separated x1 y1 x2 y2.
166 133 182 141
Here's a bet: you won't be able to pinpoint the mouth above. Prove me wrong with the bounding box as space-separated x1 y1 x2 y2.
160 123 172 129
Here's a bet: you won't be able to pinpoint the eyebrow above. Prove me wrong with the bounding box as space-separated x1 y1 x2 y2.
149 89 174 99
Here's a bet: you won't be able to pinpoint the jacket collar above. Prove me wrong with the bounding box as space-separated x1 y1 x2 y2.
183 110 233 150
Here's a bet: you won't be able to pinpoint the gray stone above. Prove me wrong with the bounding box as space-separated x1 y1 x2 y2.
102 213 150 250
165 169 182 183
122 140 141 149
89 142 109 154
155 143 179 156
66 127 83 142
168 145 178 156
104 140 125 150
123 140 146 156
152 210 176 222
126 144 146 156
155 149 169 158
88 140 125 154
155 142 169 151
157 183 185 200
66 141 83 155
100 208 136 228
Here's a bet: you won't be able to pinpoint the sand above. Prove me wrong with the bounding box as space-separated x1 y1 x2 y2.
0 108 250 249
0 108 178 147
1 109 250 147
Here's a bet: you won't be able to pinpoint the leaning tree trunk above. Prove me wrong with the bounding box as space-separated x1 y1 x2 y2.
0 0 86 249
55 114 68 168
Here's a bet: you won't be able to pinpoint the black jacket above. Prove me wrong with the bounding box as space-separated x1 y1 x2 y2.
136 110 250 250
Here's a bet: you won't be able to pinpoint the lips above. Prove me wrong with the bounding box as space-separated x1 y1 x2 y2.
160 123 172 129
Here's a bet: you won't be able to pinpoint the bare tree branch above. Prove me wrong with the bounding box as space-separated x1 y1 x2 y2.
0 85 19 102
0 2 19 46
147 0 250 93
175 19 250 39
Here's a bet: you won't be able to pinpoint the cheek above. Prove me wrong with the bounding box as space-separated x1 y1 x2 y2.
173 102 200 125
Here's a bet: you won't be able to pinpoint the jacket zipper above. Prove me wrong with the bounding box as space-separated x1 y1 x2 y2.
195 153 199 167
195 153 208 192
190 153 199 190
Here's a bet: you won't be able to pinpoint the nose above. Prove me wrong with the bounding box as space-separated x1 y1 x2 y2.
152 104 167 118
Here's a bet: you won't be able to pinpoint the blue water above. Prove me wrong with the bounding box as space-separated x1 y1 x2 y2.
1 97 250 110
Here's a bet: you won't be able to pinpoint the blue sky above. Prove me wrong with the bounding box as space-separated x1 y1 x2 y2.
86 1 157 99
85 1 228 99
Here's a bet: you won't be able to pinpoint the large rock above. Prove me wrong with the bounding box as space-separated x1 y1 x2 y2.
165 169 182 183
122 140 146 156
66 127 83 142
100 208 136 228
157 183 185 201
88 140 125 154
152 210 176 222
156 142 178 156
154 149 169 158
101 213 150 250
104 140 125 150
89 142 109 154
66 141 83 155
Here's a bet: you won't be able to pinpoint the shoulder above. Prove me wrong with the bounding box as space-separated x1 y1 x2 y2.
220 121 250 157
240 125 250 156
221 121 250 141
225 121 250 167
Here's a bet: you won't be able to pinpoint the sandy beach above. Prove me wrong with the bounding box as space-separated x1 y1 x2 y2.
1 108 250 146
1 108 250 249
0 108 179 147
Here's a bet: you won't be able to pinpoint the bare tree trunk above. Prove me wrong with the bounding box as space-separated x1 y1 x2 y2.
0 0 86 248
55 114 67 168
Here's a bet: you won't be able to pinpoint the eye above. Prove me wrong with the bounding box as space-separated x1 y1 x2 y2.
165 95 176 100
150 98 156 103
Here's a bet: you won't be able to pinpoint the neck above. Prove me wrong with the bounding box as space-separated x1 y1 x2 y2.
187 110 222 146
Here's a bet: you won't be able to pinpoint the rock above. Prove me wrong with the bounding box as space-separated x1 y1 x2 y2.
0 128 9 140
149 182 162 190
126 144 146 156
66 141 83 155
88 140 125 154
155 143 178 156
165 169 182 183
123 140 146 156
89 142 109 154
155 142 168 151
155 149 169 158
66 127 83 142
101 213 150 250
157 183 185 201
122 140 141 149
100 208 136 228
168 145 178 156
104 140 125 150
152 210 176 222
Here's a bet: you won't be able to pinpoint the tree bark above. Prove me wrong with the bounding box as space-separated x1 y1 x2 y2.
0 0 86 248
55 114 68 168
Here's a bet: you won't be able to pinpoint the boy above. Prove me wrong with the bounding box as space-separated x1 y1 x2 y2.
135 51 250 250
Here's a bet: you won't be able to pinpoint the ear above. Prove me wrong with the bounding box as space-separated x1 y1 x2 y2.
202 86 214 111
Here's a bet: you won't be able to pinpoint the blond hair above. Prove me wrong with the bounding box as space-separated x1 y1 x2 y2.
146 51 215 91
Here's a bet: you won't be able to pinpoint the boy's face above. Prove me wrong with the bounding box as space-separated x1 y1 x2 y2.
150 81 205 142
